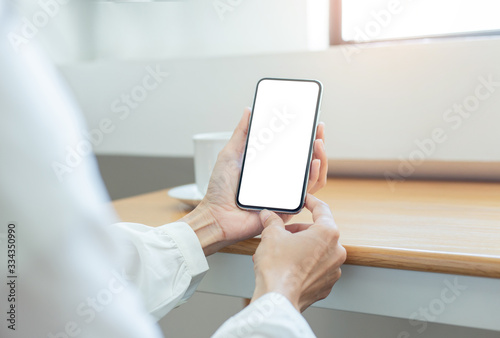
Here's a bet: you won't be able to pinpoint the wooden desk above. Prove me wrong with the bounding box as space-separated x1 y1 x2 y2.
113 178 500 331
113 178 500 278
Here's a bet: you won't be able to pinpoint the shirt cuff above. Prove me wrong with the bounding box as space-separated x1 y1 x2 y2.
111 221 209 321
155 221 208 278
212 292 316 337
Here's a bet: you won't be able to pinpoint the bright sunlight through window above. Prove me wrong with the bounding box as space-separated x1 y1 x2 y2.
341 0 500 42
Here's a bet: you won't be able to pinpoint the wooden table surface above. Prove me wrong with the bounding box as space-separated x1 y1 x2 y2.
113 178 500 278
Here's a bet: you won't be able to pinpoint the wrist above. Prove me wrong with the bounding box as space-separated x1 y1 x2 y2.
179 202 226 256
251 273 301 312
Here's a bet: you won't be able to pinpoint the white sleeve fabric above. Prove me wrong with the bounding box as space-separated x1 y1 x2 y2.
111 221 208 321
0 2 198 337
213 292 316 337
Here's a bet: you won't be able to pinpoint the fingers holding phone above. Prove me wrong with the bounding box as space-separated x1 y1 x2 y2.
237 78 323 214
184 77 328 255
308 123 328 194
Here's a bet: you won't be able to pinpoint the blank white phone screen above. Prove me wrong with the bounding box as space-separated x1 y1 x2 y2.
238 79 321 211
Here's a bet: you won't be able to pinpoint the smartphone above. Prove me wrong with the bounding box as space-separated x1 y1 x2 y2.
236 78 323 213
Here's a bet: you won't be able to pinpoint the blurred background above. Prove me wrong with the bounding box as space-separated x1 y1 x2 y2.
10 0 500 336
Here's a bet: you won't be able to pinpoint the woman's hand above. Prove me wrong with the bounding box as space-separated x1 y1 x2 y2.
251 194 346 312
181 108 328 255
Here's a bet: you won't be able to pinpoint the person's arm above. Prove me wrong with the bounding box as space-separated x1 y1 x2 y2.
211 195 346 337
0 5 164 336
144 108 332 336
110 221 208 321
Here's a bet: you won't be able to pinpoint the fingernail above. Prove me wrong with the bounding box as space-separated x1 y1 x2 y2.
260 209 271 222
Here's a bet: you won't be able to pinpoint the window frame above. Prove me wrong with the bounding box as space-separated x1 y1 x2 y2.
329 0 500 46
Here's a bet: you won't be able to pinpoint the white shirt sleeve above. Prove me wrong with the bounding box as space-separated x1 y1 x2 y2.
212 292 316 337
111 221 317 338
111 221 208 321
0 3 164 337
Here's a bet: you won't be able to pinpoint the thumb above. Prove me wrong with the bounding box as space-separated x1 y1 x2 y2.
259 209 284 229
227 108 251 154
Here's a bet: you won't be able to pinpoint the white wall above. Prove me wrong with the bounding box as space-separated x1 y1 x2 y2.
60 37 500 166
13 0 325 62
89 0 316 60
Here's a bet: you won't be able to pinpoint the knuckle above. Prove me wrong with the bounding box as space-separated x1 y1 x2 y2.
324 227 340 243
318 199 329 208
339 245 347 264
327 267 342 285
269 213 281 222
265 217 280 229
319 289 330 300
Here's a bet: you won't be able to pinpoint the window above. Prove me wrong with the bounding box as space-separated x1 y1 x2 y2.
330 0 500 44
